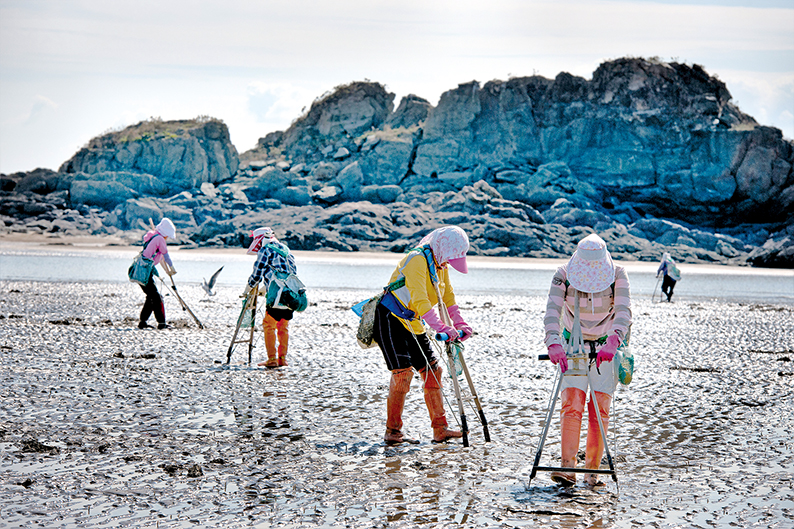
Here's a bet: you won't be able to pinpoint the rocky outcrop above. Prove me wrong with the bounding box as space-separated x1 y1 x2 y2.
59 118 239 191
2 58 793 267
281 82 395 163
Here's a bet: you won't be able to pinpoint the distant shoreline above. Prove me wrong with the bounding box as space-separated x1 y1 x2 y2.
3 232 793 277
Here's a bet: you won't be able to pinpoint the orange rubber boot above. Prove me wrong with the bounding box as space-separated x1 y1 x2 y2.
551 387 585 486
421 366 462 442
257 313 279 368
584 391 611 487
384 368 418 444
276 317 289 366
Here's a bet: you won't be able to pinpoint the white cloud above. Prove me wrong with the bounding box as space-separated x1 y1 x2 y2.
246 83 316 125
1 0 793 172
719 70 794 139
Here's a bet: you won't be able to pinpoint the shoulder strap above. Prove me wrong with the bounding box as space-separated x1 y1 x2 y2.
406 245 439 284
142 234 159 252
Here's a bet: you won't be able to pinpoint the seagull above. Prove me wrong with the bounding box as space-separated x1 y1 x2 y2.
202 266 223 297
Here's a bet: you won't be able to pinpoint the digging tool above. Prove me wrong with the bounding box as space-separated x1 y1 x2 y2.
529 296 618 488
156 272 204 329
425 253 490 447
652 275 661 303
226 284 260 365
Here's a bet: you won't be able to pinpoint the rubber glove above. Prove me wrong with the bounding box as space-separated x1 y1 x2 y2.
597 334 620 368
240 284 253 299
446 304 473 341
421 308 457 342
548 344 568 373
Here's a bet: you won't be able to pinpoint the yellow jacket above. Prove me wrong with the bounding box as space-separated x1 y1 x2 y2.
387 250 457 334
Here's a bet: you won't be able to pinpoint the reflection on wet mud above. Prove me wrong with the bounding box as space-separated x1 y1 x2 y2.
0 280 792 527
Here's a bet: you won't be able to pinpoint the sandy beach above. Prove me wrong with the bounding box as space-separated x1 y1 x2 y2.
1 251 793 528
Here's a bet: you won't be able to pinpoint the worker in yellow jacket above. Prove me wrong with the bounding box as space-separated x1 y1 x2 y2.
373 226 473 444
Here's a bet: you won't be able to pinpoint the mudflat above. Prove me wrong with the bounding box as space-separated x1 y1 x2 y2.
0 280 792 528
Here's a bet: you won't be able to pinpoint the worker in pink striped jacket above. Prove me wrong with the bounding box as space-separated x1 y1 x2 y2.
543 233 632 487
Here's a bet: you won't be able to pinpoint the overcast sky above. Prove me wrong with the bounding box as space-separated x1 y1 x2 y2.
1 0 792 174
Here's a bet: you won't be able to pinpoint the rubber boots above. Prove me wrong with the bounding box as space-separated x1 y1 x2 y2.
551 387 586 486
257 313 281 368
421 367 462 442
276 317 289 366
584 391 612 487
384 368 418 445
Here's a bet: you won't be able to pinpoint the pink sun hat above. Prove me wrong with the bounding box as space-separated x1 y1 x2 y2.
448 256 468 274
567 233 615 293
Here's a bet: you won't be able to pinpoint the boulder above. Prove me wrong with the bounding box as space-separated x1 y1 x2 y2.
360 185 404 204
59 118 239 191
249 167 290 200
747 236 794 268
335 161 364 200
275 186 313 206
313 185 343 205
386 94 432 129
70 180 136 209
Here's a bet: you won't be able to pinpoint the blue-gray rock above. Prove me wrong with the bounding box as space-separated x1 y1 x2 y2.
249 167 289 200
335 162 364 200
310 162 341 182
333 147 350 159
358 132 414 185
59 118 239 191
70 180 137 209
313 185 343 205
361 185 404 204
387 94 431 129
281 82 394 162
275 186 313 206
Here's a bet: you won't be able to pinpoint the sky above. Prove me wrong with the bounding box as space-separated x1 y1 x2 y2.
1 0 792 174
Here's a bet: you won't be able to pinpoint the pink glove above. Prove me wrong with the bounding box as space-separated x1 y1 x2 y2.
597 334 620 369
548 344 568 373
422 309 457 341
447 305 473 341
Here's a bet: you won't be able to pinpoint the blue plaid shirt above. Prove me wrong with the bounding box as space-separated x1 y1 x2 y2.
247 240 297 288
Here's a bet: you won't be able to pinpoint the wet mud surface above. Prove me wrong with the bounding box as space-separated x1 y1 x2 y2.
1 280 793 528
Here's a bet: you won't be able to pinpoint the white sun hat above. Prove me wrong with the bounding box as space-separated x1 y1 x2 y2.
156 218 176 239
567 233 615 293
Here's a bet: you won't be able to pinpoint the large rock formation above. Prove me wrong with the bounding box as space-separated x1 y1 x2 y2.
60 117 239 191
2 58 792 267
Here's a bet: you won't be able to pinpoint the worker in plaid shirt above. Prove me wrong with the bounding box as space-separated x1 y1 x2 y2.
243 227 297 368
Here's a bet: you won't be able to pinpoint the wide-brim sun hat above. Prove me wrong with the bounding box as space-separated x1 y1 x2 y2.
156 218 176 239
567 233 615 293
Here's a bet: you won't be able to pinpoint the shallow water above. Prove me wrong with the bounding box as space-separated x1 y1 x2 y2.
1 244 794 303
0 278 792 528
